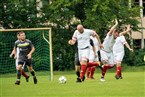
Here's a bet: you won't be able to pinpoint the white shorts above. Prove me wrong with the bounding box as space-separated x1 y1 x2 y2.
16 59 25 69
89 50 99 62
100 50 114 65
113 51 124 64
78 48 90 61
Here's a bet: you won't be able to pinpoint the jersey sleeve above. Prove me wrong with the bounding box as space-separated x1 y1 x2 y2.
14 40 18 48
72 30 77 41
90 29 96 36
120 36 127 44
27 39 34 48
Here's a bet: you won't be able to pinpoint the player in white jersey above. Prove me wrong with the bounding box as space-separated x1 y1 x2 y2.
113 25 133 79
100 19 118 81
86 36 100 79
68 24 102 81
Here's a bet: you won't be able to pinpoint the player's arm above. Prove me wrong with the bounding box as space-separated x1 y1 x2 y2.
124 42 133 52
10 47 16 58
90 39 97 58
94 32 103 49
27 40 35 59
68 39 76 45
108 19 118 35
68 31 77 45
120 25 131 36
10 41 17 59
27 47 35 59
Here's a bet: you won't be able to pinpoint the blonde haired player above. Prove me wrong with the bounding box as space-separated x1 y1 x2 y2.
68 24 102 82
113 25 133 79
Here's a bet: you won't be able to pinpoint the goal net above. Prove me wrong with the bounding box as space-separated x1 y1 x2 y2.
0 28 53 80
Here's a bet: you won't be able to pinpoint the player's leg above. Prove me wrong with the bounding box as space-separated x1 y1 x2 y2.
115 62 122 79
105 52 114 71
86 67 91 79
80 60 87 81
74 52 82 82
79 49 90 81
100 50 109 81
21 63 29 82
75 65 81 82
89 66 96 79
115 52 124 79
16 59 29 82
86 50 94 79
26 59 37 84
89 53 101 79
15 62 23 85
75 66 80 78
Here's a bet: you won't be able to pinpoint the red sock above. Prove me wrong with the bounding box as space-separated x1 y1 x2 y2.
80 65 87 79
116 66 121 76
22 70 28 78
87 62 99 67
86 67 91 78
90 67 95 78
102 66 108 77
107 65 114 69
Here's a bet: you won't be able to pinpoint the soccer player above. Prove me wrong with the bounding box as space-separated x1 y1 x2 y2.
86 36 100 79
10 33 29 82
100 19 118 81
113 25 133 79
74 38 96 82
13 31 37 85
68 24 102 82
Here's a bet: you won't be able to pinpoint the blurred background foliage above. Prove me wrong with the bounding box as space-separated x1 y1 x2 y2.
0 0 144 71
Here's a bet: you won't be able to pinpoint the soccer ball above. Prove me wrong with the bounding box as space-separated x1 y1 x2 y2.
58 76 67 84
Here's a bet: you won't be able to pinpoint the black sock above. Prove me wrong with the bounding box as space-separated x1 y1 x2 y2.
31 70 35 77
76 71 80 78
17 70 21 80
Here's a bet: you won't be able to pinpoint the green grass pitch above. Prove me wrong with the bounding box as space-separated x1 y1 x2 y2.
0 70 145 97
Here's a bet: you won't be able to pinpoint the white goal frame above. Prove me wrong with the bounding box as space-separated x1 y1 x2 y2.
0 28 54 81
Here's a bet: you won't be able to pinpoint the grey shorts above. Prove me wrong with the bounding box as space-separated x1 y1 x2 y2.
18 56 33 67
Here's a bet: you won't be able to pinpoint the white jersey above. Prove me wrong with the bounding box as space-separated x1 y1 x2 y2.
15 47 19 67
72 29 96 49
16 47 20 59
113 35 127 53
102 33 115 52
89 36 99 62
16 47 25 69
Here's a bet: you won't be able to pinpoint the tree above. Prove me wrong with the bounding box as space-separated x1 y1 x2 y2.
0 0 142 71
0 0 43 28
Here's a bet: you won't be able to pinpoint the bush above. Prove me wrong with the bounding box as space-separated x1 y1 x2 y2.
123 48 145 66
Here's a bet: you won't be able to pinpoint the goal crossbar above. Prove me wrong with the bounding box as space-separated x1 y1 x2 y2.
0 28 51 32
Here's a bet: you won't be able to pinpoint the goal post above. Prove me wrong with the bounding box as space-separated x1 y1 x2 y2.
0 28 53 81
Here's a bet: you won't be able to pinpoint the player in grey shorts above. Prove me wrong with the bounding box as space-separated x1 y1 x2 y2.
14 31 37 85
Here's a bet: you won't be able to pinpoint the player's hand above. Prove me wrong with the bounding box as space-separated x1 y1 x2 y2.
68 40 73 45
14 55 17 59
94 54 97 58
27 54 32 59
129 48 133 52
99 44 103 49
127 25 131 32
9 54 13 58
